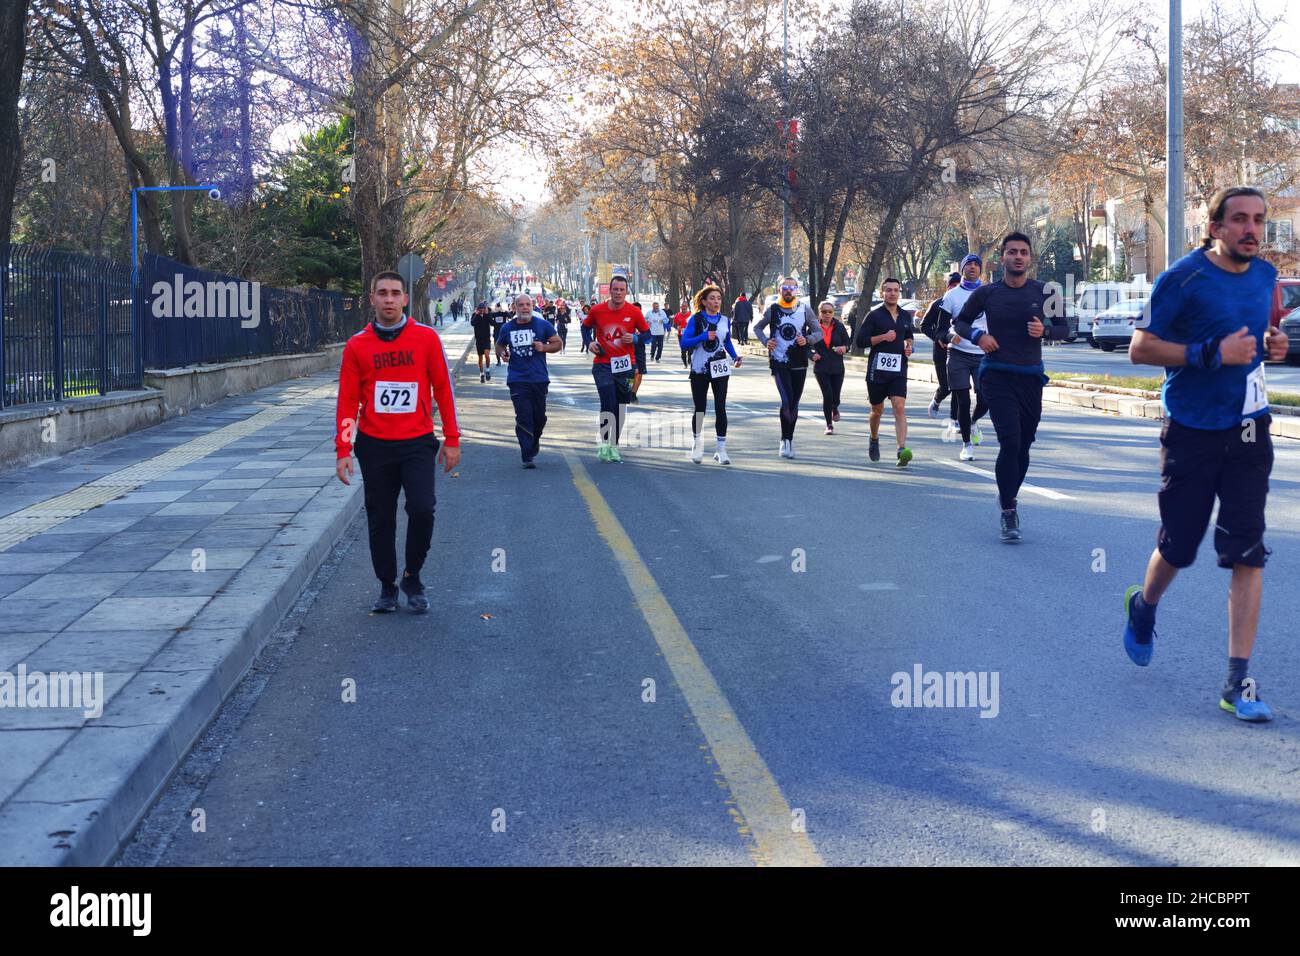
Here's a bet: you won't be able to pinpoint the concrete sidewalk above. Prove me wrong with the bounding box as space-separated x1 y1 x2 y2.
0 318 472 865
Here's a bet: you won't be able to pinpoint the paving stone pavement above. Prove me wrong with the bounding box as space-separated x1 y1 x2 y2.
0 319 473 865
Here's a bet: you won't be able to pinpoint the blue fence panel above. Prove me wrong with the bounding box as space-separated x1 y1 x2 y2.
1 244 362 410
2 244 138 408
140 253 362 369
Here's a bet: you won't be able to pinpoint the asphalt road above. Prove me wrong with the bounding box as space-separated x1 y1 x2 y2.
120 337 1300 866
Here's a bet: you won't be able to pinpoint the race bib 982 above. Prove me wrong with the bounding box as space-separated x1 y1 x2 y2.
374 381 416 413
875 352 902 373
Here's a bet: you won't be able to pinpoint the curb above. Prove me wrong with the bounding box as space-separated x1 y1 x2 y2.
0 333 477 866
0 476 364 866
730 343 1300 442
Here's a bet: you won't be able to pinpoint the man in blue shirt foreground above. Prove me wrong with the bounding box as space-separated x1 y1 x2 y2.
1124 186 1289 722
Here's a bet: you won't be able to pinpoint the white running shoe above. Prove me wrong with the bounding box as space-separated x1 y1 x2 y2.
972 424 983 445
787 440 796 459
942 421 959 443
690 437 704 464
714 447 731 465
928 399 939 419
779 439 792 458
960 443 975 461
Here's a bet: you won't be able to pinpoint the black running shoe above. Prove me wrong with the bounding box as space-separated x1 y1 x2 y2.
371 584 399 613
1000 509 1021 543
522 459 537 469
869 438 880 462
400 575 429 613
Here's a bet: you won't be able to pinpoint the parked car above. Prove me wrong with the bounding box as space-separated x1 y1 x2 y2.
1077 282 1143 345
1091 298 1149 351
1279 305 1300 364
1272 277 1300 328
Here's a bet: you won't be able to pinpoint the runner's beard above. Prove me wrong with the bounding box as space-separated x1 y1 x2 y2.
1227 242 1258 264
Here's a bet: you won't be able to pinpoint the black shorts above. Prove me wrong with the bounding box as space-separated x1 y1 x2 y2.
867 376 907 406
475 337 492 355
1157 415 1273 569
635 340 647 374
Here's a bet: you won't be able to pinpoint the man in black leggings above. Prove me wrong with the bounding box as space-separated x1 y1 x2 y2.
921 272 960 423
951 233 1067 542
937 256 990 461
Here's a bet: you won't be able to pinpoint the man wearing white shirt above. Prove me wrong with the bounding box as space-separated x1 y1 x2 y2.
646 301 670 362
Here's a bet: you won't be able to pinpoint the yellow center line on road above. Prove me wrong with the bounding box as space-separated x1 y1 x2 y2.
563 449 823 867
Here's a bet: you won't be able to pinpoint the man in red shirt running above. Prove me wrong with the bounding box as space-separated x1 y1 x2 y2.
582 275 648 462
336 271 462 613
672 298 692 368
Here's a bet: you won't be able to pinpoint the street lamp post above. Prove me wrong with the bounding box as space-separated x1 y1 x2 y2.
782 0 790 278
1165 0 1184 272
131 184 220 379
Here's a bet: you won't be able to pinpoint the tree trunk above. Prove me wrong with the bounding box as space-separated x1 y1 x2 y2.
0 0 29 248
850 196 907 354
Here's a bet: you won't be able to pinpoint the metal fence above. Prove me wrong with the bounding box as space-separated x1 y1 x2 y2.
139 253 363 369
1 244 364 410
2 245 138 408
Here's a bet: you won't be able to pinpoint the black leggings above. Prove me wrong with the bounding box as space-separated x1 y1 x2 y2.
931 343 950 405
690 372 729 437
951 387 989 443
772 364 809 440
815 369 844 425
979 370 1044 510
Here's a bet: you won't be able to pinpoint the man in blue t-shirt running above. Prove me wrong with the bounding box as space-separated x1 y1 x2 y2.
495 293 561 469
1123 186 1289 722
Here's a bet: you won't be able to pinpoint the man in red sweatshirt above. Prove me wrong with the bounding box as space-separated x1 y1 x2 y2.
336 271 461 613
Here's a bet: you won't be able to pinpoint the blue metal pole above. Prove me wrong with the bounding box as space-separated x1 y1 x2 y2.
131 184 218 375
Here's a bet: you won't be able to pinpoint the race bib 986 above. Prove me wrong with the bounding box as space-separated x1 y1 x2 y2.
374 381 416 413
709 357 731 378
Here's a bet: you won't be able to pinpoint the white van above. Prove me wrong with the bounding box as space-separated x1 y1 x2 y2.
1076 282 1143 345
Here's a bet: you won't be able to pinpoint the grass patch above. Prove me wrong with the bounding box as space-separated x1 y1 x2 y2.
1046 372 1300 407
1047 372 1163 391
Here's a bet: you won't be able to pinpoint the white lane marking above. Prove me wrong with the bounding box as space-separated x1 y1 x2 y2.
936 458 1075 500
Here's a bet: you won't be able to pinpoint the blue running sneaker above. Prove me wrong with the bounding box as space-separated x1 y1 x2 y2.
1219 695 1273 722
1123 584 1154 666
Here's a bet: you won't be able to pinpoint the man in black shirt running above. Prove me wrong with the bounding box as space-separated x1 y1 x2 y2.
952 232 1068 542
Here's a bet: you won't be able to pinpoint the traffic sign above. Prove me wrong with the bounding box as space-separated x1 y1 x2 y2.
396 253 424 293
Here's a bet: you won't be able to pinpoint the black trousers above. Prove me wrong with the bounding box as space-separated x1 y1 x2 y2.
354 431 438 585
952 387 989 443
651 334 665 361
979 369 1043 510
508 381 548 461
689 371 729 437
931 343 950 405
815 368 844 425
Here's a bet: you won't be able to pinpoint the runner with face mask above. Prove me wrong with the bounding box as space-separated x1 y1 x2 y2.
753 278 820 459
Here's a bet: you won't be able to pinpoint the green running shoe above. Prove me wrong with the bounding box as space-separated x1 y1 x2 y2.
606 444 623 463
597 442 611 461
896 446 913 467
